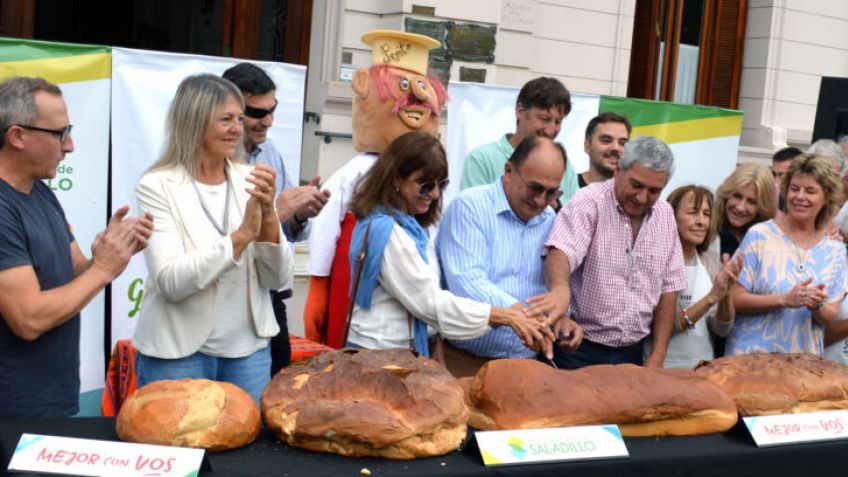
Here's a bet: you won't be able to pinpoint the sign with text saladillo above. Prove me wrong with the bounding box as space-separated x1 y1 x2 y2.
445 82 743 206
8 434 203 477
0 38 111 412
109 48 307 347
475 425 628 466
744 410 848 447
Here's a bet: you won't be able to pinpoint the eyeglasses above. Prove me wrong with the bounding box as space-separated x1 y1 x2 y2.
10 124 73 144
244 100 278 119
406 178 450 195
513 166 563 201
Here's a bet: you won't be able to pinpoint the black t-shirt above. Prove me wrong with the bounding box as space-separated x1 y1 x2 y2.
0 179 78 417
719 225 741 258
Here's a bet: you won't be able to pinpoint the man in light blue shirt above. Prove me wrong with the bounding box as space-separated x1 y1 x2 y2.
223 63 330 375
437 136 583 376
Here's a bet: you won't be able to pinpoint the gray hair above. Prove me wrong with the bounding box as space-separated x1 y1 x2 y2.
838 134 848 147
0 76 62 148
147 74 245 177
807 138 847 176
619 136 674 175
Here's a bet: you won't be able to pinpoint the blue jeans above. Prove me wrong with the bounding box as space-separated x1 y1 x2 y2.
135 346 271 405
551 338 644 370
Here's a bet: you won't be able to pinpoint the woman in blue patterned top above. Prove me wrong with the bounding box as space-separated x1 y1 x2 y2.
728 154 847 355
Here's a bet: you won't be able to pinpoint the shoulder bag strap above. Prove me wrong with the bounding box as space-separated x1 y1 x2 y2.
342 221 371 348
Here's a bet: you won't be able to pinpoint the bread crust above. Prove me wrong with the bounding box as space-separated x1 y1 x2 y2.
465 359 738 436
116 379 260 452
695 353 848 416
261 348 468 459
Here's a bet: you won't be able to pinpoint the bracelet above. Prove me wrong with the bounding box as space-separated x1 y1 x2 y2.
681 308 695 330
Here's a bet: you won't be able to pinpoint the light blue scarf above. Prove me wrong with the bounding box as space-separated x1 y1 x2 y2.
349 206 430 357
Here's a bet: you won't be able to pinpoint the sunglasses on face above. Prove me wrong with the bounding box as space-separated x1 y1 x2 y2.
10 124 73 144
406 178 450 195
244 99 278 119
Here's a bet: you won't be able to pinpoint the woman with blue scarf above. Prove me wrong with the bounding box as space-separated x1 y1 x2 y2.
346 132 552 356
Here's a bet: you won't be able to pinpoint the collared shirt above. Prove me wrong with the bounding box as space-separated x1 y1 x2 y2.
247 138 306 242
459 133 579 203
436 179 555 358
544 179 686 347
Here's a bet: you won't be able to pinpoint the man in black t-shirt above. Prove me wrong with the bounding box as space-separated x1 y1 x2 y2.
0 77 153 417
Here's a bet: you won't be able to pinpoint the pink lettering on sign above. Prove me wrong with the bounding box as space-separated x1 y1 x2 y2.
763 423 802 436
135 455 175 473
820 418 844 433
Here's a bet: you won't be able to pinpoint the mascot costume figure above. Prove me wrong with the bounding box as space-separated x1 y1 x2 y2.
304 30 448 347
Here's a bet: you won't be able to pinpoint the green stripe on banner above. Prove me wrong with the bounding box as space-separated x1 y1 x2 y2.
600 96 742 126
0 37 109 63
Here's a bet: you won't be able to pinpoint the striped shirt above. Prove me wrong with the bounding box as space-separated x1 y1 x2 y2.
544 179 686 347
436 179 555 358
247 138 307 242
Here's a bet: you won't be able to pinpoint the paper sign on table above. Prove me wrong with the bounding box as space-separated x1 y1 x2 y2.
475 424 628 466
744 410 848 447
8 433 204 477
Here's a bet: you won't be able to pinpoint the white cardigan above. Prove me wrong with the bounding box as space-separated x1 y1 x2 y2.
348 224 491 350
132 160 293 359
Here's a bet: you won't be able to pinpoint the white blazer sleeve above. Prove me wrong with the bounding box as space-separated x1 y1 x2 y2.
378 226 492 340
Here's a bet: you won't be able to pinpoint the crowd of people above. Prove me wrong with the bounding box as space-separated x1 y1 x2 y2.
3 41 848 419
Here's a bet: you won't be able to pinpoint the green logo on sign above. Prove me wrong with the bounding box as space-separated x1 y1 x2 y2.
128 277 144 318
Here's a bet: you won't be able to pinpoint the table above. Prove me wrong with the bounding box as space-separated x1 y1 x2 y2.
2 418 845 477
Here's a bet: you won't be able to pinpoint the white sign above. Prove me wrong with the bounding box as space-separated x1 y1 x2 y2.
8 433 204 477
475 425 629 466
744 410 848 447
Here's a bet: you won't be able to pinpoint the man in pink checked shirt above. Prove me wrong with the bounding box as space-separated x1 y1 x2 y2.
539 136 686 369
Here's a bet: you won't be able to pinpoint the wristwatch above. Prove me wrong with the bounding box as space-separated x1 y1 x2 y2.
292 213 308 228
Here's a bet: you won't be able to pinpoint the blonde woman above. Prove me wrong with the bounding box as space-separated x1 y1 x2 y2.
728 155 846 355
133 74 293 403
710 164 776 258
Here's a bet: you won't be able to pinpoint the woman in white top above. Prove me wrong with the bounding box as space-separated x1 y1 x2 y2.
345 131 551 356
645 185 741 368
133 74 292 403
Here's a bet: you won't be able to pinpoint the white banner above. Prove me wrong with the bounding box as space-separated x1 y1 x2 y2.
109 48 307 347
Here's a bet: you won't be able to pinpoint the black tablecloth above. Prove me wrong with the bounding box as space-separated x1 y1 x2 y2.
2 418 847 477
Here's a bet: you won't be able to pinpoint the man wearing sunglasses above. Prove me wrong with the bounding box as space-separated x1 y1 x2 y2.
437 137 583 376
222 63 330 376
460 77 579 208
0 76 153 417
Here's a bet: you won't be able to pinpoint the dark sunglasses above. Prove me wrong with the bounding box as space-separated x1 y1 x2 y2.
407 178 450 195
10 124 73 144
244 100 278 119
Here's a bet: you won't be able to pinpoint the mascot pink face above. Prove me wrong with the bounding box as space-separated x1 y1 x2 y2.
351 65 448 154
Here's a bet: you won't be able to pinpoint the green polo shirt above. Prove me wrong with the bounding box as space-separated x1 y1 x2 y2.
459 133 579 202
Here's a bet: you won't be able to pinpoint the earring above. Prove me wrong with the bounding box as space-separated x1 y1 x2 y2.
393 186 400 193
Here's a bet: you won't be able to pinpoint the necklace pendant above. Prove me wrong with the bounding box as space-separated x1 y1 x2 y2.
796 263 806 274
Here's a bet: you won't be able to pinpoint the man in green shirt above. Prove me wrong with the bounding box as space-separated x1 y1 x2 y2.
460 77 578 206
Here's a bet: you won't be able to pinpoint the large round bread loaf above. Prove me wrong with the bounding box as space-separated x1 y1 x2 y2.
116 379 259 452
464 359 738 436
694 352 848 416
261 348 468 459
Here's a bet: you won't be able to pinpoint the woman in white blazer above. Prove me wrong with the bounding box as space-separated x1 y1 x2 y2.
133 74 293 403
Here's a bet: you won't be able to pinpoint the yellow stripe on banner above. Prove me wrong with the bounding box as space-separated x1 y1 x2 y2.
0 53 111 84
632 115 743 144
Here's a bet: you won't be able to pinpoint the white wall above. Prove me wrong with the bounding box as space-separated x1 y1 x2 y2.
738 0 848 163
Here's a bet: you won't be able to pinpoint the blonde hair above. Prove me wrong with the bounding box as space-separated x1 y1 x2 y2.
710 163 776 240
147 74 245 177
782 154 844 230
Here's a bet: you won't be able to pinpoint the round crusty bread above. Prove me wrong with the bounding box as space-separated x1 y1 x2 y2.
261 348 468 460
116 379 259 452
695 352 848 416
464 359 738 436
